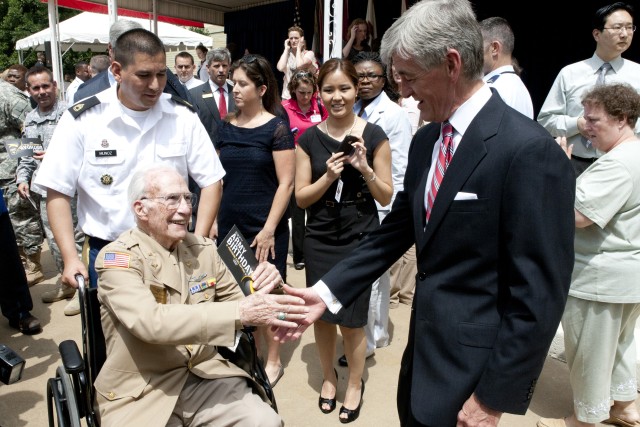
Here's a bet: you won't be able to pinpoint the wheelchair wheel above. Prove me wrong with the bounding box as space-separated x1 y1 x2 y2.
47 365 81 427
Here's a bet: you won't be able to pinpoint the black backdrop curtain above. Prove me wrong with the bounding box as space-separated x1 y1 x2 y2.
224 0 640 114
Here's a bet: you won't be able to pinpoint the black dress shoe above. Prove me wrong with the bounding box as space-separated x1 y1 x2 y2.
318 368 338 414
9 314 42 335
294 262 305 270
338 354 348 367
339 379 365 423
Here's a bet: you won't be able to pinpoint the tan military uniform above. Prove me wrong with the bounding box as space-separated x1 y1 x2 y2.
94 228 279 427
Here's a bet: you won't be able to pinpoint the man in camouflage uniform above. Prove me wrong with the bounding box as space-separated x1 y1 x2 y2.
0 78 44 286
17 66 84 315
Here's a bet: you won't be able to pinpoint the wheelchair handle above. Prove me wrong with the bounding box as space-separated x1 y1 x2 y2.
75 274 86 291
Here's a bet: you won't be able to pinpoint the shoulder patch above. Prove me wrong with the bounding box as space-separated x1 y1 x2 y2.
170 95 196 112
68 96 101 119
102 252 130 269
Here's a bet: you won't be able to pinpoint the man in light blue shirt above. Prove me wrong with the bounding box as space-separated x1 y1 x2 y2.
538 2 640 175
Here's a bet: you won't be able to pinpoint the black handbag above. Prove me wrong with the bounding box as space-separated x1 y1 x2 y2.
218 326 278 412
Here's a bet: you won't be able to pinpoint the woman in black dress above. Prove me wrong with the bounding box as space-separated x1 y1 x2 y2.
216 54 295 387
295 58 392 423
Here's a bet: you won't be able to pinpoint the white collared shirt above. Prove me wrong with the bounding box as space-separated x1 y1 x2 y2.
208 80 229 111
483 65 534 119
182 76 205 90
34 85 225 241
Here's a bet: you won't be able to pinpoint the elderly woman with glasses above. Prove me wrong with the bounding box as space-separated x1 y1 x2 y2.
215 54 295 388
282 70 329 272
538 83 640 427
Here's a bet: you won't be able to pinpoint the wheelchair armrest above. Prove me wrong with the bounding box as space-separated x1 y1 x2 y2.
59 340 85 374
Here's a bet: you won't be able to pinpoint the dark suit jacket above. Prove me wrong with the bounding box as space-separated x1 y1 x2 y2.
74 69 110 103
322 92 576 426
74 68 193 105
189 81 236 144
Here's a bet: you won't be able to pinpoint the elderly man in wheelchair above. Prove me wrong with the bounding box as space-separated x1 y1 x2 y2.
49 165 307 427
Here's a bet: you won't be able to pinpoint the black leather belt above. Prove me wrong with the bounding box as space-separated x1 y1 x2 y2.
325 198 367 207
571 154 597 164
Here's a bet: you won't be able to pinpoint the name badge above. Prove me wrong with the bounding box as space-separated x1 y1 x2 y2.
310 114 322 123
95 150 117 158
335 178 343 202
202 93 213 99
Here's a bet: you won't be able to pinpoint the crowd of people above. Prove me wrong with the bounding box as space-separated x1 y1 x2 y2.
1 0 640 426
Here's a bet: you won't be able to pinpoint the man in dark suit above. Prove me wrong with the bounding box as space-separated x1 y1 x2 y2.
279 1 576 426
189 47 236 144
74 20 192 104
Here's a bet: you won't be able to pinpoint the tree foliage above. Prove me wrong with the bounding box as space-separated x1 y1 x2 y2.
0 0 92 75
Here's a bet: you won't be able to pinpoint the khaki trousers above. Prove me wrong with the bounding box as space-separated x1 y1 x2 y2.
389 245 417 307
166 374 282 427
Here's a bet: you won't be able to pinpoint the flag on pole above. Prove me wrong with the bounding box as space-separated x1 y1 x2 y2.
366 0 377 40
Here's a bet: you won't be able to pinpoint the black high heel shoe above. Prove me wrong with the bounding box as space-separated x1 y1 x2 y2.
339 379 365 424
318 368 338 414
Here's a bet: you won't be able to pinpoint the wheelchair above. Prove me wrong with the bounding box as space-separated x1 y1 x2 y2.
46 275 277 427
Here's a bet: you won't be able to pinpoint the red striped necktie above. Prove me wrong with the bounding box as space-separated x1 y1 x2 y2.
426 121 454 222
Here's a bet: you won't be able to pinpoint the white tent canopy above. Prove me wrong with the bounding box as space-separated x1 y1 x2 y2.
15 11 213 52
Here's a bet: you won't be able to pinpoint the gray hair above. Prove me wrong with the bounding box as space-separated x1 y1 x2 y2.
480 17 515 55
90 54 110 73
109 19 144 47
205 48 231 67
128 165 181 214
380 0 484 81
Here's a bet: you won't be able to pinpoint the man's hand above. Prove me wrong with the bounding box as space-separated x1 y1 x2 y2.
238 292 308 329
61 257 89 289
272 284 327 342
577 115 590 139
251 261 282 292
457 393 502 427
17 182 30 199
556 136 573 159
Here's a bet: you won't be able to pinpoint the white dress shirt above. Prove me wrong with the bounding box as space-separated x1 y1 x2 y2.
483 65 534 119
34 85 225 241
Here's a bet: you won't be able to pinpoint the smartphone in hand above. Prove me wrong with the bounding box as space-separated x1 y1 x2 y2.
337 135 359 156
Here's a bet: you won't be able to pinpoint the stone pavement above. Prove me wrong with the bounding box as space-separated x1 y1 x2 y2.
0 242 630 426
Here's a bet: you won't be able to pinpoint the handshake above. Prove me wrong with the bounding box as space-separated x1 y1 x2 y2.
237 262 327 341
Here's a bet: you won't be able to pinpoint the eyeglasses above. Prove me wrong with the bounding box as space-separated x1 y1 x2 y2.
141 192 197 209
357 74 384 82
603 25 636 34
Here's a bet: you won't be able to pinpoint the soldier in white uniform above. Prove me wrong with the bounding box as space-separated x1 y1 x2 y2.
35 28 224 290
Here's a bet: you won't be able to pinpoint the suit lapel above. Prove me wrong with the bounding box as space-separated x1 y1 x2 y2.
201 85 219 118
418 94 504 251
411 125 439 248
226 82 236 113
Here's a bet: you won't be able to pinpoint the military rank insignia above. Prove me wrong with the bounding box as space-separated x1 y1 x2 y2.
100 174 113 185
189 277 216 295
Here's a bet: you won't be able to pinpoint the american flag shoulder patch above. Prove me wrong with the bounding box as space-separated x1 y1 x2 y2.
103 252 130 268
